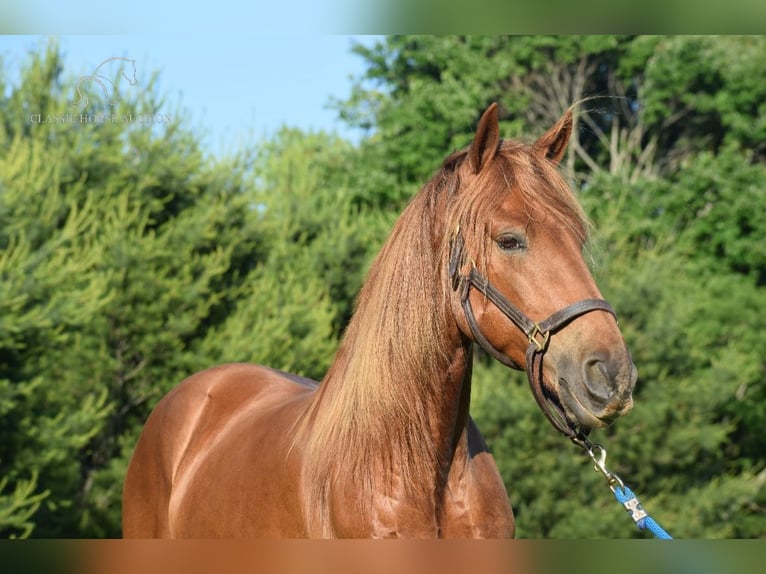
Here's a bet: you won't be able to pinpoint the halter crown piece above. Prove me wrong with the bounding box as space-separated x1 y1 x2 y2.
448 226 616 444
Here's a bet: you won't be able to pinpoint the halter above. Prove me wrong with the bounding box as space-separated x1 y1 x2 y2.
449 228 616 445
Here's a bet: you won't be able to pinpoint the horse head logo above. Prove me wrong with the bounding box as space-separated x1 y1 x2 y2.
72 57 138 111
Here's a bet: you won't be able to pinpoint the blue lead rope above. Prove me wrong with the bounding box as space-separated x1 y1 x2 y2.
578 440 673 540
612 484 673 539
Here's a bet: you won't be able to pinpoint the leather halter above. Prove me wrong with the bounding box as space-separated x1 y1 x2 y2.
449 229 616 444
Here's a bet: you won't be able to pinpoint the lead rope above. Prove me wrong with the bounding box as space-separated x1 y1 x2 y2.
574 436 673 539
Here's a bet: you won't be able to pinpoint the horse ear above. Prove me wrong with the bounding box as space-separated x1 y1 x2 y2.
534 109 573 166
468 103 500 174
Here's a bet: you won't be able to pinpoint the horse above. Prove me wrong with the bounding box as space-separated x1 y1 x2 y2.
122 103 637 538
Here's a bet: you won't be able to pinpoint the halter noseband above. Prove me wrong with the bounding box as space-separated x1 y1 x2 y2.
449 229 616 444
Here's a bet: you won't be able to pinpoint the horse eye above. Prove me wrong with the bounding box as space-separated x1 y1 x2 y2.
496 234 525 251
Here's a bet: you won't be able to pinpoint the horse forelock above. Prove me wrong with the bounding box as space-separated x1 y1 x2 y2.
438 140 588 281
498 140 590 245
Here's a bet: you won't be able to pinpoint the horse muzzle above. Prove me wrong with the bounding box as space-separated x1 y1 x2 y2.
550 351 638 430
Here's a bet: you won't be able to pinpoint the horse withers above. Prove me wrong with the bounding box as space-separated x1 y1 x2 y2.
122 103 637 538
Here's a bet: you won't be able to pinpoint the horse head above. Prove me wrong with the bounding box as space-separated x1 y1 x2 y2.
446 103 637 438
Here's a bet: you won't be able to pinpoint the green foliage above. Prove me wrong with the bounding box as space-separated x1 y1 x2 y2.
245 128 390 333
0 471 48 539
640 36 766 160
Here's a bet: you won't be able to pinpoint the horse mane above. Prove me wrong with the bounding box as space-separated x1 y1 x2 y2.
293 132 589 536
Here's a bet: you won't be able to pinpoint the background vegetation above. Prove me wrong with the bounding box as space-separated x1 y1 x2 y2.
1 36 764 538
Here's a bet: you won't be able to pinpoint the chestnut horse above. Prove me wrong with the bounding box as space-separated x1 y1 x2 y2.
122 103 637 538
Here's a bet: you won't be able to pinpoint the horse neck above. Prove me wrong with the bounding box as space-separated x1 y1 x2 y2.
320 321 473 461
303 190 473 493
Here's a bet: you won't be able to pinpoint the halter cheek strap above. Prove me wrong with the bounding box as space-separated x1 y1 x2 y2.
449 230 617 443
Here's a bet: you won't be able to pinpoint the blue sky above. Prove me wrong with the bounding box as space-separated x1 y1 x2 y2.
1 35 380 157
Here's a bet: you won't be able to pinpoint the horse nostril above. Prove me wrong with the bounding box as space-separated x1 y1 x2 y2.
584 357 615 404
594 360 609 381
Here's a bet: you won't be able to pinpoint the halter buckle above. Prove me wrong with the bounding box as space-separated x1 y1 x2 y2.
527 323 550 352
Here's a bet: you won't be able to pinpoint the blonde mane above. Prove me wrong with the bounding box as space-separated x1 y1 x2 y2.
293 136 589 536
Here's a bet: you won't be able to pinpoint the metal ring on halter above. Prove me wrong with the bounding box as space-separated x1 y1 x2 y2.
526 323 550 352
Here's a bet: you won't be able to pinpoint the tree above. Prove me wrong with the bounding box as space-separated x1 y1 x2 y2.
1 44 114 536
340 36 766 187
